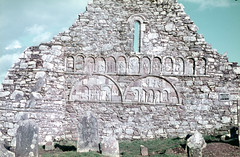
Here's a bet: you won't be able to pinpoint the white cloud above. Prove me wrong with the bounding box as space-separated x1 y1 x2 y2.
32 32 52 43
181 0 233 9
26 24 45 35
5 40 22 50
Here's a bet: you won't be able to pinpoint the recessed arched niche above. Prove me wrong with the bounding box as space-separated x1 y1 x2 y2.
66 56 74 72
129 56 140 74
75 55 84 72
85 57 95 74
196 58 207 75
107 56 116 73
186 58 195 75
152 57 162 74
117 56 127 75
96 57 106 73
142 57 151 74
164 57 173 74
175 57 184 75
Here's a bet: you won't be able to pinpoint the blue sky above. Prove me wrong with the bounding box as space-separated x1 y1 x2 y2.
0 0 239 83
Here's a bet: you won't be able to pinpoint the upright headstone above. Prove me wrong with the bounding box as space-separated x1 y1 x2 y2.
15 120 39 157
187 131 206 157
140 145 148 156
0 142 15 157
101 136 119 157
77 114 99 152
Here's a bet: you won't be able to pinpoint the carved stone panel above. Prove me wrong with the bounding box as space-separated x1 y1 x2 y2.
175 57 184 75
164 57 173 74
129 57 140 74
142 57 151 74
70 76 121 102
86 57 95 74
117 56 126 74
96 57 106 73
75 55 84 73
152 57 162 74
125 77 179 104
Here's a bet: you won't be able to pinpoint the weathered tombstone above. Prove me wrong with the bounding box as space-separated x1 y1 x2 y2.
101 136 119 157
15 120 39 157
77 114 99 152
140 145 148 156
0 141 15 157
187 131 206 157
45 142 54 151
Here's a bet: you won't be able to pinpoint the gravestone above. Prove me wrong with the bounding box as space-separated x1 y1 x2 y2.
77 114 99 152
0 141 15 157
15 120 39 157
101 136 119 157
140 145 148 156
187 131 206 157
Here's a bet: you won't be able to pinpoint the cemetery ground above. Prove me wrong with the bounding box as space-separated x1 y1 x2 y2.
38 135 240 157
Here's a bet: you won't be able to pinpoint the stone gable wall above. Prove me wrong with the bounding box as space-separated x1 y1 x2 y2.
0 0 239 147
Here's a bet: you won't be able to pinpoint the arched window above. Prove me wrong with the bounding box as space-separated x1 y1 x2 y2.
134 21 141 52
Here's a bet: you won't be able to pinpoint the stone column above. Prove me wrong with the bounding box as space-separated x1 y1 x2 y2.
187 131 206 157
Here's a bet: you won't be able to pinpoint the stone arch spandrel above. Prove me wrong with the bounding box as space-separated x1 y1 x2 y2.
123 76 180 104
69 75 123 102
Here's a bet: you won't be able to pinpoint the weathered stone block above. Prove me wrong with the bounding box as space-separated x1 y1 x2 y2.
101 136 119 157
187 131 206 157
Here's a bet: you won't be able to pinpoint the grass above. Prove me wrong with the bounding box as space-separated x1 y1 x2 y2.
119 138 185 157
39 138 186 157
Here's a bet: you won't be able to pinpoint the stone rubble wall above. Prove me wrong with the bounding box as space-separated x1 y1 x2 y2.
0 0 239 147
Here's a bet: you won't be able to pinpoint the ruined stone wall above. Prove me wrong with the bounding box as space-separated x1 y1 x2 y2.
0 0 239 147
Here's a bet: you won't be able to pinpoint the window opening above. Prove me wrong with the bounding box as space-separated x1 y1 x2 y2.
134 21 141 52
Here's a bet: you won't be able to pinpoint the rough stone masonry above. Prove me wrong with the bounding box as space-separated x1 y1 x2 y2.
0 0 239 148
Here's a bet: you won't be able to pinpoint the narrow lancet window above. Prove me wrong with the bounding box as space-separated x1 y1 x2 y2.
134 21 140 52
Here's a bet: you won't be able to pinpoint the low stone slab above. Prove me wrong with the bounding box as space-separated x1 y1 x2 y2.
15 120 39 157
140 145 148 156
77 114 99 152
187 131 206 157
101 136 119 157
0 142 15 157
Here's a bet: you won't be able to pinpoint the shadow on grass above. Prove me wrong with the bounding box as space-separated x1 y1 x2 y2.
54 143 77 151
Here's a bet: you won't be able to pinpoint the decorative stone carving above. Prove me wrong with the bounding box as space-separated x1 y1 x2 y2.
15 120 39 157
152 57 162 74
129 57 140 74
96 57 106 73
107 57 116 73
186 58 195 75
77 114 99 153
175 57 184 75
70 76 121 102
66 56 74 72
86 57 95 74
142 57 151 74
75 55 84 72
164 57 173 74
125 77 179 104
117 56 126 74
